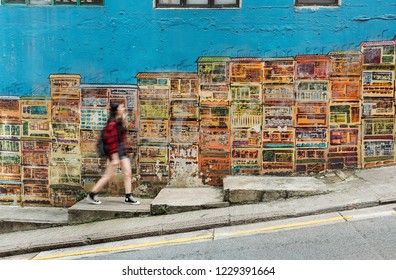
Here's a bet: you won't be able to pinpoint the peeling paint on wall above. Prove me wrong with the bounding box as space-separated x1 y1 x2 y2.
1 1 395 96
353 14 396 22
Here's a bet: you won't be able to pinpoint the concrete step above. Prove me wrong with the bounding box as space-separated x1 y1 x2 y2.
223 176 331 204
150 187 230 215
68 197 152 224
0 205 68 234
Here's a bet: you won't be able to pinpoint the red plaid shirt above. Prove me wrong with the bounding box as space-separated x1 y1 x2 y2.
103 121 126 155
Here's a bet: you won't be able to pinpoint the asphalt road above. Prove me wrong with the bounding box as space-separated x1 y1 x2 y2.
79 216 395 260
3 204 395 261
12 204 392 261
3 205 395 280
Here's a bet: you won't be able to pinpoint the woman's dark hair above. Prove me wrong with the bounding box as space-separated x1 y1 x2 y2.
108 102 125 135
108 102 120 122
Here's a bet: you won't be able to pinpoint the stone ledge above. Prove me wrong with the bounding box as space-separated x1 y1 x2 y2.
0 220 67 234
68 197 151 224
150 187 229 215
223 176 330 204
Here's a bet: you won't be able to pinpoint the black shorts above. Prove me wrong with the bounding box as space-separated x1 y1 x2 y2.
118 143 128 159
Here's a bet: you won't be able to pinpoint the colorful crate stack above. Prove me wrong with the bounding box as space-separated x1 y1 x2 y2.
108 85 139 194
136 73 170 195
294 55 331 173
49 74 83 206
0 97 22 204
262 58 295 175
197 57 232 186
79 84 109 192
20 96 52 205
167 73 200 185
328 51 363 169
360 40 396 168
229 58 263 175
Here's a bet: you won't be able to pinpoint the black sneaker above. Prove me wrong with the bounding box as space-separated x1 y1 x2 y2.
86 194 102 205
125 196 140 205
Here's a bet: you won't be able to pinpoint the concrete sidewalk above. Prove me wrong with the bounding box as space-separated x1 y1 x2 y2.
0 165 395 257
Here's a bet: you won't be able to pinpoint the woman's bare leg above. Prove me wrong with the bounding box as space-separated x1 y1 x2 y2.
120 157 132 194
91 155 119 194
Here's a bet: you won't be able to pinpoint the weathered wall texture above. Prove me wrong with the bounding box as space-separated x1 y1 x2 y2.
0 1 395 207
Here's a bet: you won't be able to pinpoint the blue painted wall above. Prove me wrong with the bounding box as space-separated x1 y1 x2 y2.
0 0 395 96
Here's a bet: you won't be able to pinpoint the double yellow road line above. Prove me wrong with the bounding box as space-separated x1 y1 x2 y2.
32 234 213 260
232 215 351 235
33 215 352 260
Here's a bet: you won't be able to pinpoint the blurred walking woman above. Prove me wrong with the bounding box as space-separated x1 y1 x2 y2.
87 102 140 205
